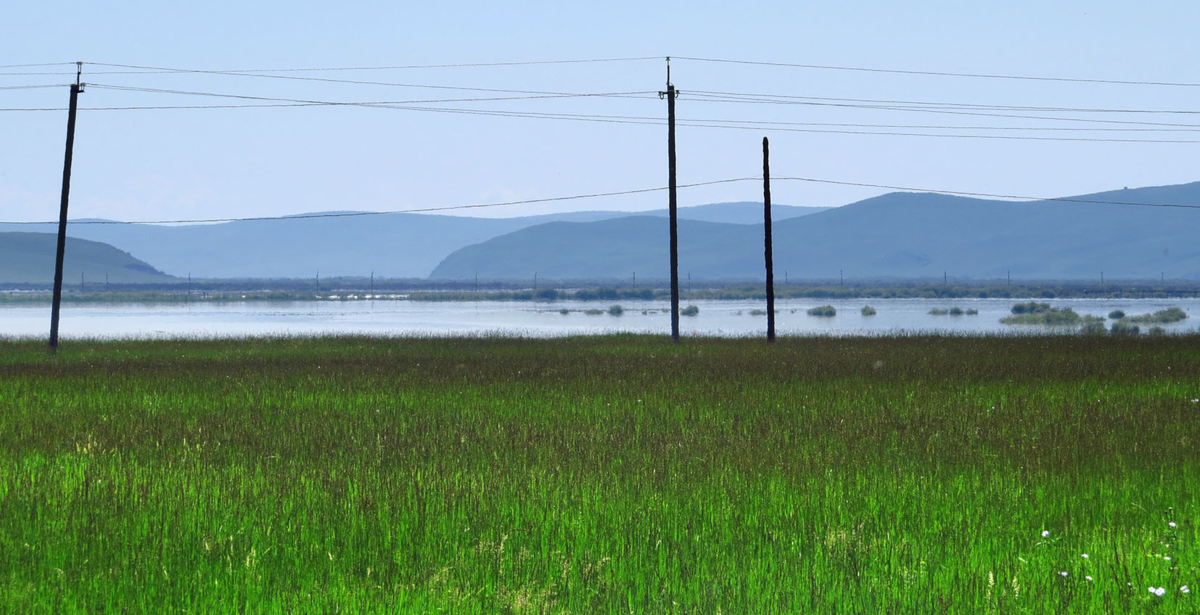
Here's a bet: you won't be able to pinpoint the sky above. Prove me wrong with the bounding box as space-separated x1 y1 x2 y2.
3 1 1200 223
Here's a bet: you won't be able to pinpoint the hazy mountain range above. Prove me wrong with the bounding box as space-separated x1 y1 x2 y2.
431 182 1200 281
0 203 825 281
0 232 173 285
4 181 1200 284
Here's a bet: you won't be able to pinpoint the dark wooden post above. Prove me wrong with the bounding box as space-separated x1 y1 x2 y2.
49 66 84 353
660 61 681 342
763 137 775 342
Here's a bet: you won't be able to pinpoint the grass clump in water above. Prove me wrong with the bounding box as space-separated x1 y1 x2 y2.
1125 307 1188 324
681 305 699 317
807 305 836 317
861 306 877 316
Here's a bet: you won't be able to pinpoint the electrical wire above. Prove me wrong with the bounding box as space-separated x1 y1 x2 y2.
673 56 1200 88
686 90 1200 115
0 178 756 226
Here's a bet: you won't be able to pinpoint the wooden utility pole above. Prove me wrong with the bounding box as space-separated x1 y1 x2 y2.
48 63 84 353
762 137 775 343
660 58 681 342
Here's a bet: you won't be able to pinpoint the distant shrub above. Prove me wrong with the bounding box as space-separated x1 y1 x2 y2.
575 287 619 301
1080 316 1107 335
965 308 979 315
681 305 699 317
1001 307 1083 326
534 288 559 302
583 309 604 316
607 304 624 316
949 307 965 316
1110 320 1140 336
1108 310 1125 319
558 308 570 315
807 305 836 317
1011 302 1052 315
861 306 877 316
1125 307 1188 324
749 309 767 316
1148 326 1167 336
928 308 949 316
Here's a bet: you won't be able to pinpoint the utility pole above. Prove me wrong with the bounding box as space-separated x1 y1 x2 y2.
533 271 538 290
48 63 84 353
80 271 85 290
105 273 109 293
370 270 374 296
840 270 843 287
660 58 681 342
315 271 320 294
632 271 636 289
763 137 775 343
1007 270 1011 286
187 272 191 302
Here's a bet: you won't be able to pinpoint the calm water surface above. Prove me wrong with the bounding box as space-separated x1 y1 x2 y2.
2 298 1198 339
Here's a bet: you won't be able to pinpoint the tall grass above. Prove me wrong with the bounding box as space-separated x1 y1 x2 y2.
0 335 1198 612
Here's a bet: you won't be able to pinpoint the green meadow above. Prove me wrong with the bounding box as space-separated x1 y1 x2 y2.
1 335 1199 612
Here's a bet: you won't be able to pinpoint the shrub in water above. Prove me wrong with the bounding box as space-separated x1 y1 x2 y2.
929 308 949 316
584 309 604 316
965 308 979 315
949 307 965 316
1110 320 1140 336
681 305 699 317
861 306 877 316
1125 307 1188 324
1011 301 1052 315
1080 316 1107 335
807 305 836 317
558 308 570 315
607 304 624 316
1108 310 1125 319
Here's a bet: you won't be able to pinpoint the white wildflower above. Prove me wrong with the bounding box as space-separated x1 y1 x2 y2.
1060 571 1068 577
1169 522 1177 528
1182 585 1190 594
1150 586 1166 597
1086 576 1093 582
1081 553 1089 558
1042 530 1050 538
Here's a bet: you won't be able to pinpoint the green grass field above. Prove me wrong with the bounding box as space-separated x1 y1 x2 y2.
1 335 1199 612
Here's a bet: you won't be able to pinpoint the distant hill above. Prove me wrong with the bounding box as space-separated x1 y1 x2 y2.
429 181 1200 281
0 202 823 279
0 232 175 285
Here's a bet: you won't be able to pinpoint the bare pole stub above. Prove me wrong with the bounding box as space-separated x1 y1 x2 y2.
49 63 84 353
660 58 681 342
763 137 775 342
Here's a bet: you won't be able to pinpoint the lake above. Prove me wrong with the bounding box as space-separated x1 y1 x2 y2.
3 298 1198 339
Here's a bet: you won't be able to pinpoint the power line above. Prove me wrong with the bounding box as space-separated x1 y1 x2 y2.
674 56 1200 88
0 178 755 226
686 90 1200 116
77 61 659 96
86 57 662 73
0 62 74 69
0 84 67 91
773 177 1200 210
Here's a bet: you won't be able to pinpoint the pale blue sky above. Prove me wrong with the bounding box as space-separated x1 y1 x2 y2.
3 2 1200 222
